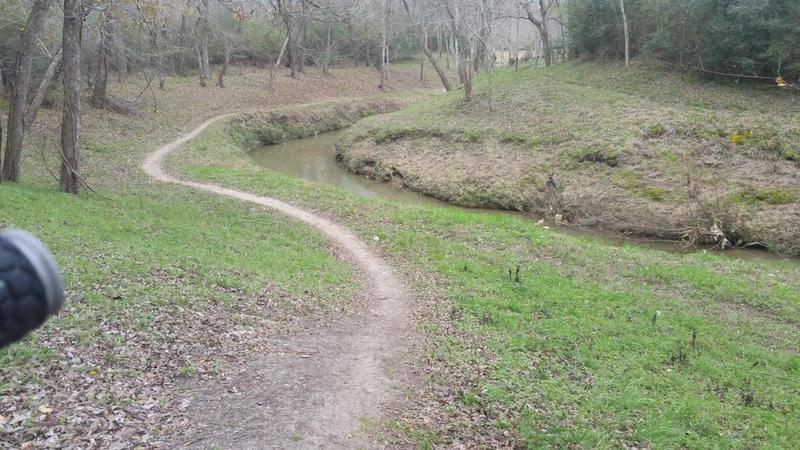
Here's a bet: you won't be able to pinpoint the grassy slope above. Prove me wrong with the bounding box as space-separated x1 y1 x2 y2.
0 65 432 446
171 119 800 449
336 62 800 254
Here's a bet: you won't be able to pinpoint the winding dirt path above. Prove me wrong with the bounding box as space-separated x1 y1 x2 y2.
143 115 410 448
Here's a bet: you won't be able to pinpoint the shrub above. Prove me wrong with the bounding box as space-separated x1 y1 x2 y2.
573 146 620 167
500 131 528 144
730 188 799 206
643 124 667 138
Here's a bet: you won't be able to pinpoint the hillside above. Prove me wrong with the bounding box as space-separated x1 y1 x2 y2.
336 62 800 254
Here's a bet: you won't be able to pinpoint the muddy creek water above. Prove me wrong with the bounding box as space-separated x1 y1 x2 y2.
250 131 796 264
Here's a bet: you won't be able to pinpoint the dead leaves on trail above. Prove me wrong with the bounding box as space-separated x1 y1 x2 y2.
0 268 319 449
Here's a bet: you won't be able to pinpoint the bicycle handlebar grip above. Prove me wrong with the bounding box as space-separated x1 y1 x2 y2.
0 229 64 348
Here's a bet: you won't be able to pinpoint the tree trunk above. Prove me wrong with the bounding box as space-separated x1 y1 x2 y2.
515 6 520 71
177 9 188 75
542 26 552 65
437 25 442 60
2 0 53 182
116 31 128 83
323 13 332 74
379 0 387 89
364 21 370 67
419 31 425 81
217 39 230 87
60 0 82 194
274 36 289 72
524 0 553 67
298 0 308 74
619 0 630 67
277 0 296 78
400 0 451 91
149 29 166 89
25 47 62 132
91 11 112 108
198 0 211 86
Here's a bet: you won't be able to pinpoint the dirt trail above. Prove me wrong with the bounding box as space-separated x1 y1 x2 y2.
143 115 410 448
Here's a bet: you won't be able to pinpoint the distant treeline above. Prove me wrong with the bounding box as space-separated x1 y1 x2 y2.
567 0 800 78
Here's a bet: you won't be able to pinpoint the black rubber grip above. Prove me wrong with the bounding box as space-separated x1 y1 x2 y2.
0 238 49 348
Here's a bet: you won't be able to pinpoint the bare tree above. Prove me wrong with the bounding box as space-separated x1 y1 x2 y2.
276 0 298 77
61 0 82 194
438 0 474 100
91 6 113 107
379 0 387 89
217 33 231 87
521 0 553 67
26 47 63 132
197 0 211 86
619 0 630 67
2 0 53 182
401 0 452 91
116 30 129 83
176 2 189 76
136 0 168 89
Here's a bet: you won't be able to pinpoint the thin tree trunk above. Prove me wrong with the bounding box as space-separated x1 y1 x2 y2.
198 0 211 86
445 35 450 69
619 0 630 66
25 47 62 132
524 0 553 67
274 36 288 72
323 13 332 74
91 10 112 108
419 30 425 81
177 9 188 75
217 39 230 87
2 0 53 182
277 0 296 78
298 0 308 73
379 0 387 89
400 0 451 91
515 6 520 71
437 25 442 60
60 0 82 194
149 30 166 89
116 31 128 83
364 21 370 67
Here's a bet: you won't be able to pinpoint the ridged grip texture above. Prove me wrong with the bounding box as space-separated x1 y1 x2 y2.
0 238 48 348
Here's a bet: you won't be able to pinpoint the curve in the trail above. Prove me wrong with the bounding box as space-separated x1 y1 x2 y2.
143 114 410 449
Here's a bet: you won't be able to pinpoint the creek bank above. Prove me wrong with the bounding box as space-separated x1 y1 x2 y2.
229 96 416 148
334 64 800 255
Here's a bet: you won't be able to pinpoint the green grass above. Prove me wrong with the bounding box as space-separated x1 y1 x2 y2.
170 120 800 449
729 187 800 206
0 181 353 366
2 63 797 447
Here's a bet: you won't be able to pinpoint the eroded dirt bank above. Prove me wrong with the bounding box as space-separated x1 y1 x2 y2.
335 64 800 255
